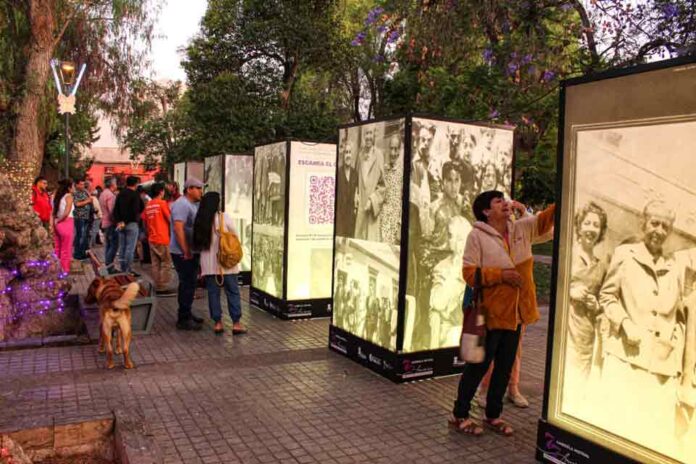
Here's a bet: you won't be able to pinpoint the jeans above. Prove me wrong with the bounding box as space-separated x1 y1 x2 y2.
172 253 200 323
453 325 522 420
118 222 139 272
103 225 119 268
205 274 242 323
73 218 90 260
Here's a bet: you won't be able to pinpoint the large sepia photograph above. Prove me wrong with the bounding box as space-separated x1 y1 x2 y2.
225 154 253 272
252 142 287 297
404 118 514 352
554 119 696 463
204 155 223 194
334 237 399 350
173 162 185 190
333 119 404 348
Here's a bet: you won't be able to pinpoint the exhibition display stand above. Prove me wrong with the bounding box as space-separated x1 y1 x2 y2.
250 140 336 319
330 114 514 382
203 153 254 285
173 161 204 189
537 56 696 464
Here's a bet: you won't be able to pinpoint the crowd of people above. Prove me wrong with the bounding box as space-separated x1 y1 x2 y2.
31 174 247 335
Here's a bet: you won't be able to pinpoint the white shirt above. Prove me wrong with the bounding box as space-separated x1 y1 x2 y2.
200 212 241 276
57 194 74 219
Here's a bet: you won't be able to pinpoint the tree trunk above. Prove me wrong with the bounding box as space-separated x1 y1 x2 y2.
9 0 55 185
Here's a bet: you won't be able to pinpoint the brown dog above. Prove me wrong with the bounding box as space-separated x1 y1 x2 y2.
85 277 139 369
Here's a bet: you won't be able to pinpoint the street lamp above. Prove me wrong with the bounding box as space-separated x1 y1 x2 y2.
50 59 87 178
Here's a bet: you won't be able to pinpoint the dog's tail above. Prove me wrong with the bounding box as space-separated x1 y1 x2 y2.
114 282 140 309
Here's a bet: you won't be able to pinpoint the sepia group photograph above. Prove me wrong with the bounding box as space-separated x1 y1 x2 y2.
225 155 254 272
204 155 223 194
253 142 287 228
552 118 696 463
333 237 399 351
404 118 514 352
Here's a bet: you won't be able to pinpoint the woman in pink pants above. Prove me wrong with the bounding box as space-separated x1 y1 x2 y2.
53 179 75 273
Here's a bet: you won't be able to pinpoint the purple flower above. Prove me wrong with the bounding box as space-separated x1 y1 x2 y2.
527 65 537 76
351 31 367 47
482 48 494 64
542 70 556 82
387 29 400 44
507 62 519 76
662 3 678 19
365 6 385 26
373 54 385 63
489 109 500 119
377 25 387 33
522 53 533 65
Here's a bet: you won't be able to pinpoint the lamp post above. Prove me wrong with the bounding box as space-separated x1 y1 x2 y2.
50 59 87 178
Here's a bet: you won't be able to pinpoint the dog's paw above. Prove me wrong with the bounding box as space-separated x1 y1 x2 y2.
107 362 115 369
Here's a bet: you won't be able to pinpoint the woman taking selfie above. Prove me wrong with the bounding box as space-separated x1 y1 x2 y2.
193 192 248 335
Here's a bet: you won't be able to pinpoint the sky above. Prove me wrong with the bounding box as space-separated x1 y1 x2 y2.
150 0 208 82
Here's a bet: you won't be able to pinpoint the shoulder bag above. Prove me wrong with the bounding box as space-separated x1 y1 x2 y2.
459 267 487 363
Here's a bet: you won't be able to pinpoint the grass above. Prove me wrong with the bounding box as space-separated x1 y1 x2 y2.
532 241 554 256
534 261 552 304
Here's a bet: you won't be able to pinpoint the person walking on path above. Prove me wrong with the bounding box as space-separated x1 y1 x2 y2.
71 179 93 261
99 179 119 271
170 177 205 330
31 176 52 231
53 179 74 273
449 190 554 436
88 187 103 250
141 183 176 296
113 176 144 274
193 192 248 335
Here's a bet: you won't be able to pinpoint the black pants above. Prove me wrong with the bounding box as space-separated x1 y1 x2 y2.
453 325 522 420
172 253 200 323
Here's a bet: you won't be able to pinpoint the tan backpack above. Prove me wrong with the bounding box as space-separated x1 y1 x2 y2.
217 212 243 270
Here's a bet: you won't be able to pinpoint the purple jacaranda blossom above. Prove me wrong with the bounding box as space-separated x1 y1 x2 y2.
377 25 387 33
561 3 572 11
527 65 537 76
482 48 494 64
387 29 400 44
351 31 367 47
662 3 678 19
373 54 385 63
489 109 500 119
522 53 533 65
365 6 385 26
542 70 555 82
507 62 519 76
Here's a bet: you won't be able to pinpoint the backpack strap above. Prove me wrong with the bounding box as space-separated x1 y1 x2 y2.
216 212 225 287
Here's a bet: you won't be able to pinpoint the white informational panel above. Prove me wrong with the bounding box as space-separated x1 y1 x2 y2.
173 163 185 190
286 142 336 301
224 154 253 273
204 155 223 193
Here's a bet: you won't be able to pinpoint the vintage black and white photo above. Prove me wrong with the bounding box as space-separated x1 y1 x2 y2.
253 143 286 228
204 155 223 194
335 120 404 245
404 118 514 352
251 229 284 298
333 237 399 350
557 120 696 463
225 154 253 272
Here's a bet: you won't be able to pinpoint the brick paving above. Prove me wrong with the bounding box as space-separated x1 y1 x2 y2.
0 258 549 463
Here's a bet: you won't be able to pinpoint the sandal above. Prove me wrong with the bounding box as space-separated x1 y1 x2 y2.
484 417 514 436
448 414 483 436
213 321 224 335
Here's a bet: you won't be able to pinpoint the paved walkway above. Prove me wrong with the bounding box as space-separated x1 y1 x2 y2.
0 259 549 463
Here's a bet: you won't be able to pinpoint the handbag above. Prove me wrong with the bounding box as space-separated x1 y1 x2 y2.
459 267 487 363
216 212 243 286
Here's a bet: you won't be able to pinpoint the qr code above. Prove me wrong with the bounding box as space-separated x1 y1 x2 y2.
308 175 335 224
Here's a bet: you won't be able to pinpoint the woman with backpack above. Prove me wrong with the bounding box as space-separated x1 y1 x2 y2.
193 192 248 335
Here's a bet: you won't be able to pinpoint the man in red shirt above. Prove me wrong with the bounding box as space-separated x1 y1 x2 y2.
141 183 176 296
31 176 52 230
